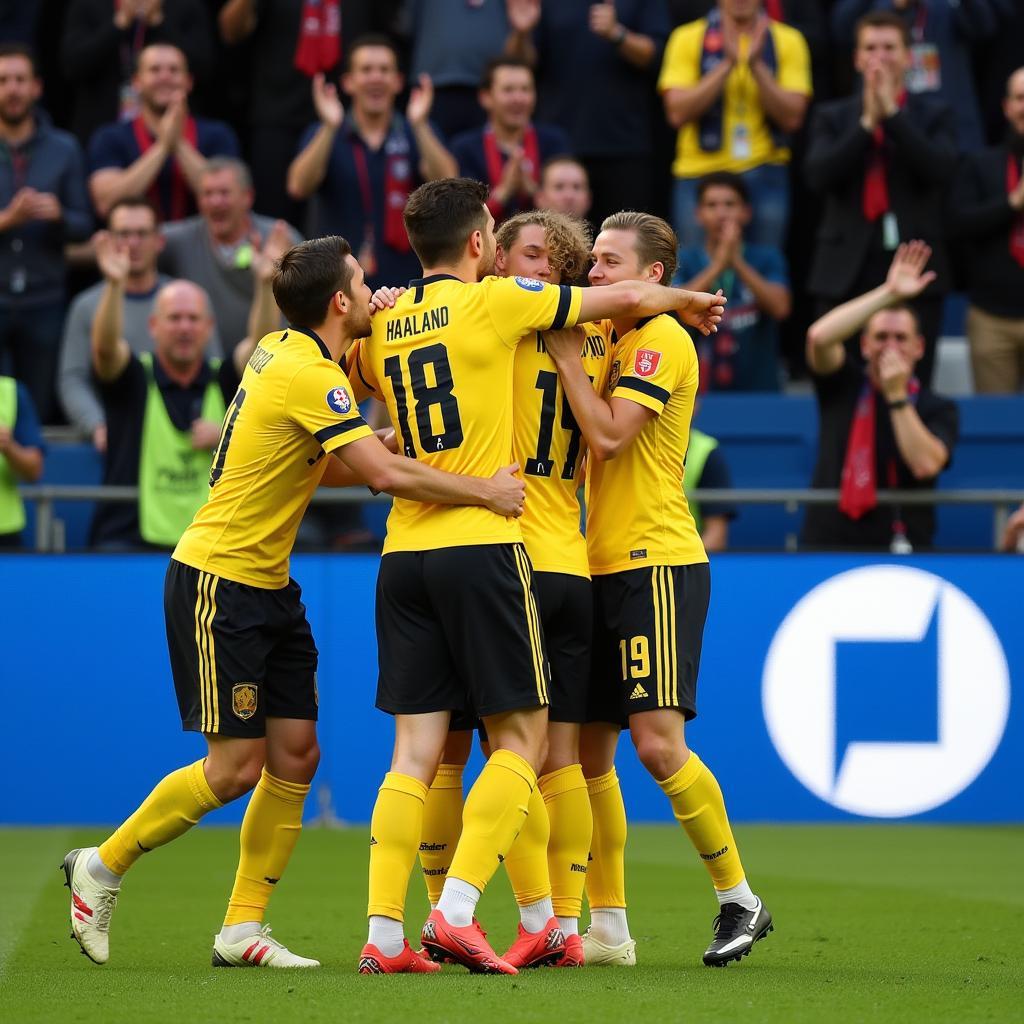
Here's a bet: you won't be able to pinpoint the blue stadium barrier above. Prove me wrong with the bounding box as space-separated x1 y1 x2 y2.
1 553 1018 826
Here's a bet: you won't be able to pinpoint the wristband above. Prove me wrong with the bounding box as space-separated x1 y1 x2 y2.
611 25 627 46
887 398 909 411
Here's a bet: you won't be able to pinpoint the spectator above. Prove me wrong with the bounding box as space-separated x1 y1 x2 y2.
831 0 1002 151
802 241 958 552
0 372 45 547
949 67 1024 394
674 170 790 390
684 423 736 551
404 0 524 140
287 34 456 289
804 10 955 386
659 0 812 249
535 155 593 221
87 43 241 222
58 197 214 452
159 158 300 350
0 44 93 424
88 227 284 549
60 0 213 147
508 0 671 228
450 57 569 221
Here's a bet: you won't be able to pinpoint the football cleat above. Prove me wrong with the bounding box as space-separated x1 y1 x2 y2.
554 932 585 967
62 847 118 965
212 925 320 968
358 940 442 974
581 928 637 966
420 909 518 974
702 898 773 967
502 917 566 969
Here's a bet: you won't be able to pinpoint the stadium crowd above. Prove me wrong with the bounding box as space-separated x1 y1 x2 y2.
1 0 1023 553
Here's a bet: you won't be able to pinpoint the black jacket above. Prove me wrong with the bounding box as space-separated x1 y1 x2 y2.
948 143 1024 318
804 94 957 300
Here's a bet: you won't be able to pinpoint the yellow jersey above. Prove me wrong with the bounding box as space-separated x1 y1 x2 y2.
658 19 811 178
354 273 583 554
173 326 373 588
513 326 612 577
585 315 707 574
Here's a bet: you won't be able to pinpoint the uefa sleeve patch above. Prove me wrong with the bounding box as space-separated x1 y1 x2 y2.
326 386 352 414
633 349 662 377
514 276 545 292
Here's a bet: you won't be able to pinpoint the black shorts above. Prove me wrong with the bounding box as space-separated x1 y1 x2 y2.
588 563 710 727
164 559 319 738
375 543 549 719
448 570 591 732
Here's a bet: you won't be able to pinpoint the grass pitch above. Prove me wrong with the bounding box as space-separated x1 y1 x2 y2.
1 824 1020 1023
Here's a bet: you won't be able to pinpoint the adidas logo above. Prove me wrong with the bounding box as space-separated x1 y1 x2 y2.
629 683 649 700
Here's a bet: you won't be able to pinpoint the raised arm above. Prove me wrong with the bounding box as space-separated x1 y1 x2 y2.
662 60 733 130
878 347 950 479
805 241 935 376
218 0 258 45
287 75 344 201
90 232 133 381
504 0 539 65
406 75 458 181
748 18 809 135
577 281 725 336
232 220 292 374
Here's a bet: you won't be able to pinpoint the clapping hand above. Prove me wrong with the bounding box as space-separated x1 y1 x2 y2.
94 230 130 284
406 74 434 127
157 90 187 149
506 0 540 34
878 345 912 403
885 241 936 300
251 220 292 281
312 73 344 129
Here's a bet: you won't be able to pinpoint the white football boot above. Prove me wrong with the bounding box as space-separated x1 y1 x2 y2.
62 847 118 965
581 928 637 966
212 925 321 968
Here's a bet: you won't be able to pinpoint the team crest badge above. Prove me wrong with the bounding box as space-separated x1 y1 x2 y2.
231 684 258 721
634 349 662 377
609 359 622 390
326 386 352 414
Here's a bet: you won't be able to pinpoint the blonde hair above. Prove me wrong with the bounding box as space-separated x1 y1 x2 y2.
495 209 593 284
600 211 678 283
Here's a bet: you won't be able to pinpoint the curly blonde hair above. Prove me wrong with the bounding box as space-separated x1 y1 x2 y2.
495 209 593 284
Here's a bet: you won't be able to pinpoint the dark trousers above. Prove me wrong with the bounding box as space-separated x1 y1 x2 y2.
0 302 66 423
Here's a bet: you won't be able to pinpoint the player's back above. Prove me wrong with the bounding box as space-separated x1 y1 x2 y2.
174 326 370 587
359 273 581 553
513 324 612 577
586 314 706 574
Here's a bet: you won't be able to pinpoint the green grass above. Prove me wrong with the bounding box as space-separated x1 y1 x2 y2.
1 825 1021 1023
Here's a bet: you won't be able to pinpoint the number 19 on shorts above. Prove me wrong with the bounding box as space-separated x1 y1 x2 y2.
619 636 650 681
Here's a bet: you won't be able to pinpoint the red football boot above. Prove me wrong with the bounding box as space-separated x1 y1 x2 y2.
420 909 518 974
554 932 584 967
502 917 566 969
358 939 442 974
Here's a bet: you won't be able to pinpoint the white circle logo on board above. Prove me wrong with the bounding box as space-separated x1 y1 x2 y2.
762 566 1010 817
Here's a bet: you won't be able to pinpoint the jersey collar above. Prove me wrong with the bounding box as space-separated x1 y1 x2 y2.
287 325 332 361
407 274 463 288
634 313 665 331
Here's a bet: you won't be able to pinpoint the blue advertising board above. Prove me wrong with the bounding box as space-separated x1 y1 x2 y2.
0 554 1019 824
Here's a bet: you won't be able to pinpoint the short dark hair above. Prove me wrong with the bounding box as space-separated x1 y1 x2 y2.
867 302 921 335
134 42 189 76
404 178 490 267
696 171 749 205
480 56 534 91
855 10 911 48
107 196 160 225
272 236 355 327
345 33 400 72
0 43 38 76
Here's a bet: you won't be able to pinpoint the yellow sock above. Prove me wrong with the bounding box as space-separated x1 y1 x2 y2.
585 768 627 909
658 752 745 890
447 749 536 892
367 772 428 921
540 764 592 919
222 770 310 927
98 759 222 876
502 783 551 906
420 764 463 905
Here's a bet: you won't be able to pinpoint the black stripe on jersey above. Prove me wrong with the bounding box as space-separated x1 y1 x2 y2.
314 417 368 444
354 350 377 393
549 285 573 330
615 377 670 406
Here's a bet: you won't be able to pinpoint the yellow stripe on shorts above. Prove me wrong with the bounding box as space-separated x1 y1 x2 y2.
194 572 220 733
193 573 209 731
663 567 678 708
513 545 547 705
651 568 664 707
